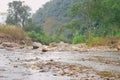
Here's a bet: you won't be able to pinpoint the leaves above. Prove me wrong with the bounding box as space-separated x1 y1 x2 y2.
6 1 31 27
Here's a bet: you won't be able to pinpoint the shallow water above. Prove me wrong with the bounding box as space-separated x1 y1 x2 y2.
0 49 120 80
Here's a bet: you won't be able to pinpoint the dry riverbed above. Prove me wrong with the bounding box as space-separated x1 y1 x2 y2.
0 47 120 80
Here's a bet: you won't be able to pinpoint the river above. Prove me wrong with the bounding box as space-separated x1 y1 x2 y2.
0 49 120 80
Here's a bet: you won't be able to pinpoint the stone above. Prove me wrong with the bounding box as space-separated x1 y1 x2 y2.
117 45 120 51
49 42 57 47
32 42 42 49
31 65 37 69
13 65 18 68
42 48 48 52
20 40 26 45
2 42 18 48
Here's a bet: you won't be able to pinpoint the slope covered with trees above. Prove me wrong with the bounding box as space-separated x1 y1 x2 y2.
32 0 120 45
4 0 120 45
32 0 81 37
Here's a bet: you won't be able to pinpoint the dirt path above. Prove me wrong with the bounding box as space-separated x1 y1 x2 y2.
0 49 120 80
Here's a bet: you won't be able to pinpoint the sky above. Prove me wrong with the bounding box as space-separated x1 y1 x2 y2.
0 0 50 13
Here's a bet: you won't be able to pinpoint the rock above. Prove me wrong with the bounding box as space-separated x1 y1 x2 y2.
32 42 42 49
39 69 46 72
49 42 57 47
20 40 26 45
71 46 80 51
42 48 48 52
2 42 18 48
117 44 120 51
13 65 18 68
59 41 65 44
31 64 37 69
53 74 57 76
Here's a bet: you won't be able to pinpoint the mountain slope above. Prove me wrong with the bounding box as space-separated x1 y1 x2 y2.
32 0 81 37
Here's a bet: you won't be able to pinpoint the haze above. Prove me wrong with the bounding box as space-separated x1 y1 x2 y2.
0 0 50 13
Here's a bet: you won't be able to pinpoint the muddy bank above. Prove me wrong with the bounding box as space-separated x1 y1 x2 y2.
0 48 120 80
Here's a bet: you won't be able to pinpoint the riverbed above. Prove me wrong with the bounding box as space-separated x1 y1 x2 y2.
0 49 120 80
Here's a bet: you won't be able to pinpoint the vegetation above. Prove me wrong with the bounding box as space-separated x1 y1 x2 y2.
32 0 81 38
73 35 86 44
27 31 71 45
70 0 120 37
0 25 27 40
6 1 31 27
3 0 120 45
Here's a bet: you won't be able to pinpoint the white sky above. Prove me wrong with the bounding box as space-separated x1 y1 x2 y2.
0 0 50 13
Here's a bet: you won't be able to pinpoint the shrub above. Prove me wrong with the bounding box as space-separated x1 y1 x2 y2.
27 31 60 45
114 31 120 37
90 37 102 44
73 35 86 44
0 25 26 40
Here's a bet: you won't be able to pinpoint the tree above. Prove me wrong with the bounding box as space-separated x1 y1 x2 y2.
6 1 31 27
24 18 43 34
70 0 120 37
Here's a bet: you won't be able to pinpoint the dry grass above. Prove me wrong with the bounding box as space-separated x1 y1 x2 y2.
88 37 120 47
0 25 27 41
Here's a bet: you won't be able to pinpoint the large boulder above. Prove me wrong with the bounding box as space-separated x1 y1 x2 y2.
32 42 42 49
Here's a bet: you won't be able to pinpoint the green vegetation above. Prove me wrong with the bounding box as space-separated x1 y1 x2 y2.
3 0 120 45
27 31 54 45
70 0 120 37
32 0 81 38
73 35 86 44
27 31 71 45
6 1 31 27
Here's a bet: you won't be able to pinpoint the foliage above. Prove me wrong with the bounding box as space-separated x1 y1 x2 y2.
70 0 120 37
73 35 86 44
23 18 43 34
6 1 31 27
27 31 57 45
27 31 72 45
113 31 120 37
32 0 81 37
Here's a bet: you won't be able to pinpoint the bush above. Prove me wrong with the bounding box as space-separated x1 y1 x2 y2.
27 31 62 45
0 25 26 40
73 35 86 44
114 31 120 37
90 37 102 44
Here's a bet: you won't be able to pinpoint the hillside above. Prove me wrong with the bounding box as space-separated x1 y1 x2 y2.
32 0 81 37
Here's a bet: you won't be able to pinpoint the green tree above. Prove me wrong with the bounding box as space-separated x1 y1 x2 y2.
24 18 43 34
71 0 120 37
6 1 31 27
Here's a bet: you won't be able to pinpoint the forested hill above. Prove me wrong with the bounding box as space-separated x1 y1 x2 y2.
32 0 120 44
32 0 81 36
33 0 81 24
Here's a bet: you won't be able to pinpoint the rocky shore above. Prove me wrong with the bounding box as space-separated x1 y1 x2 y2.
0 41 119 52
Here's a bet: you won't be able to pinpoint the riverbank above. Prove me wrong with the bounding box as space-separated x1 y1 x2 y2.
0 41 119 53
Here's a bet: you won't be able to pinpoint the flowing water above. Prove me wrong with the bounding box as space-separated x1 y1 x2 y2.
0 49 120 80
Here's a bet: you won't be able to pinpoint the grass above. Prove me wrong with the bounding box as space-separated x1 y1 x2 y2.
72 35 86 44
0 25 28 41
87 37 120 47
